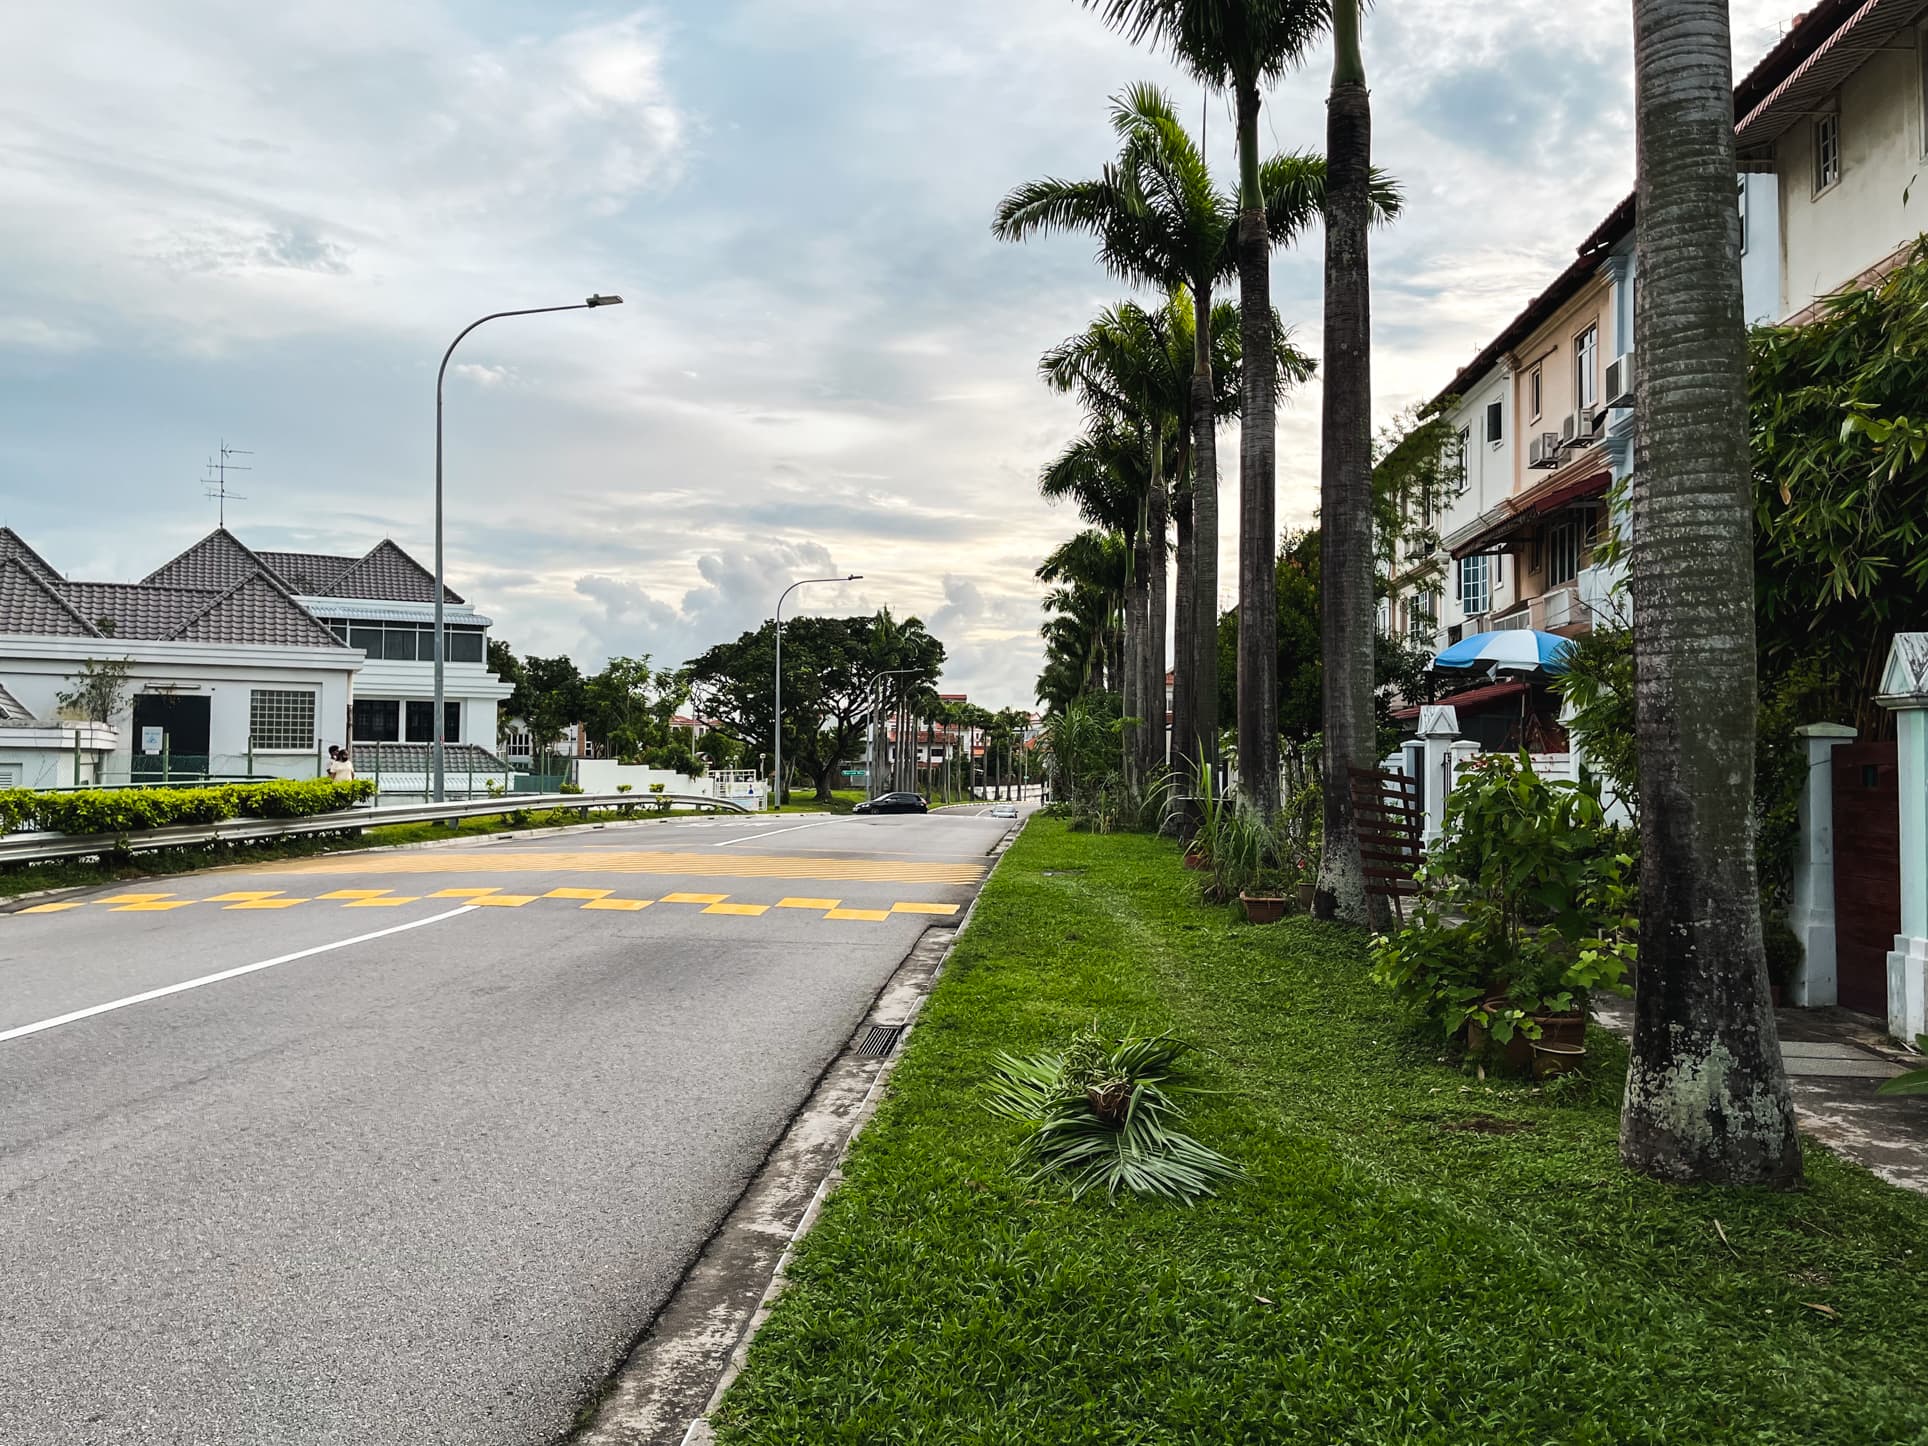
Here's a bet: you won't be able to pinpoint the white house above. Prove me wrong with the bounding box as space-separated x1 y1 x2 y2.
0 526 512 791
1735 0 1928 323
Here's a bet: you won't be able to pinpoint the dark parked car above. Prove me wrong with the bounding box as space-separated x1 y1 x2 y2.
854 792 929 815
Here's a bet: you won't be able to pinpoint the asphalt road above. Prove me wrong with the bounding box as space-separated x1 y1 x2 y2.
0 809 1011 1446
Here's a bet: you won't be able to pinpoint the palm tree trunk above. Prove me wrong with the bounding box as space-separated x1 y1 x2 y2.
1621 0 1801 1188
1146 432 1169 775
1190 285 1221 788
1315 2 1378 926
1128 526 1151 780
1234 78 1279 816
1171 442 1196 797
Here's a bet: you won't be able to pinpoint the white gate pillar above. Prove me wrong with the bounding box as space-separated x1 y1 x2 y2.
1416 705 1462 845
1789 722 1856 1007
1878 635 1928 1041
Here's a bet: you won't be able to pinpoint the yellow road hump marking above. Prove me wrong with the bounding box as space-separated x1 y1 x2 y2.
343 896 421 908
206 891 283 903
111 901 197 912
20 901 85 914
662 892 729 905
429 888 499 899
545 888 612 900
776 897 841 910
891 902 960 916
824 908 890 922
703 902 768 917
272 850 985 885
319 890 391 900
226 898 310 910
581 898 651 911
99 893 173 904
471 894 538 907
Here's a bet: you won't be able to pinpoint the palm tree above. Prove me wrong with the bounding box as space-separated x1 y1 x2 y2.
1621 0 1801 1187
995 78 1393 797
1314 0 1376 923
1078 2 1332 814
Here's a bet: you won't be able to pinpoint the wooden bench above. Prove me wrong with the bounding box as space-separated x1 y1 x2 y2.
1348 766 1423 924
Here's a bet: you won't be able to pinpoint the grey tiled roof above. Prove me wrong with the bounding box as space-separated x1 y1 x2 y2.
142 528 273 591
350 742 509 774
0 528 64 587
0 560 101 638
61 581 221 640
255 549 358 595
175 574 344 647
325 539 463 605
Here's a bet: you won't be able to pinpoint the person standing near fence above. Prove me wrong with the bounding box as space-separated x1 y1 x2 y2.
325 746 354 783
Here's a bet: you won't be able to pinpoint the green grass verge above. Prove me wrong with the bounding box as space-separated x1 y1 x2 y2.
771 789 867 815
0 805 718 901
713 818 1928 1446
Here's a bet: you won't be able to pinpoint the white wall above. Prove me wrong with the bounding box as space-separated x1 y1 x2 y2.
1776 40 1926 319
1740 171 1782 324
0 637 357 782
351 657 511 751
574 760 711 796
1438 366 1519 644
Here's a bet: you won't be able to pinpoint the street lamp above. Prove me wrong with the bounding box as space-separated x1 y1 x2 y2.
431 294 623 801
772 574 861 811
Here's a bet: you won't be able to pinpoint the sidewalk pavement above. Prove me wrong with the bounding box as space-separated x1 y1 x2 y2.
1594 996 1928 1194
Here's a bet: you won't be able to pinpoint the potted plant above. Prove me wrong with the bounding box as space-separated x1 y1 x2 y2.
1370 753 1636 1076
1238 869 1291 924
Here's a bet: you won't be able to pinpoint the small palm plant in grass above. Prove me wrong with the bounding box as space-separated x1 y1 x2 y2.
985 1029 1243 1203
1876 1037 1928 1096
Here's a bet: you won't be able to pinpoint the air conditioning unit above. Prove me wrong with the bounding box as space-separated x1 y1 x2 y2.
1528 432 1562 469
1604 353 1634 409
1560 411 1585 447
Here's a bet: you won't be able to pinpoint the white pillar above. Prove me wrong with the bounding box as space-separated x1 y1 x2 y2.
1416 705 1461 845
1789 722 1856 1007
1878 635 1928 1041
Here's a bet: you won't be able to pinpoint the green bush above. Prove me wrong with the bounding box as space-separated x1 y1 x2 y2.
1370 753 1634 1052
1 779 374 836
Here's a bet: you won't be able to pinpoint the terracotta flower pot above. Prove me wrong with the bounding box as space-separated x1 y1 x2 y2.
1239 892 1288 925
1183 849 1209 871
1531 1041 1587 1079
1468 1006 1586 1075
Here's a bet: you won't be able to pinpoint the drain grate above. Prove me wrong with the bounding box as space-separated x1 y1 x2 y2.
855 1022 908 1059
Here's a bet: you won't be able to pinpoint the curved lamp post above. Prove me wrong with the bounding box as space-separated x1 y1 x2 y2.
772 574 861 811
432 294 623 802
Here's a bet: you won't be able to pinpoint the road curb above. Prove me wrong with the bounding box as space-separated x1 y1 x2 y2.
567 821 1022 1445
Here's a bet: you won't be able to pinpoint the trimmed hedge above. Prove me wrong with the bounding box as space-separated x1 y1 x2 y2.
0 779 376 837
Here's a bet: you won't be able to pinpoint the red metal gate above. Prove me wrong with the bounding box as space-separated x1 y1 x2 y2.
1832 742 1900 1016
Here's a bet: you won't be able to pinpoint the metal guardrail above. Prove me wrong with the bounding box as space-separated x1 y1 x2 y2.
0 791 748 867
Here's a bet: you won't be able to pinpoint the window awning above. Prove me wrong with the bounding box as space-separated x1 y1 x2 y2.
1449 471 1612 560
1736 0 1919 167
1392 679 1528 723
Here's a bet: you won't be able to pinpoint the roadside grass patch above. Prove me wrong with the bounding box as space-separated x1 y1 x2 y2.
713 819 1928 1445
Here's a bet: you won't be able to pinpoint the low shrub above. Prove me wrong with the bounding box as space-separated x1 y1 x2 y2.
0 779 374 836
1370 753 1634 1052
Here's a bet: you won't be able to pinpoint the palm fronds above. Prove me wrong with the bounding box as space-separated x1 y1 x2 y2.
985 1029 1244 1203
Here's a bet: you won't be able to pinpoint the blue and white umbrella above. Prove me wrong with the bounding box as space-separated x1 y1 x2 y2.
1429 629 1574 675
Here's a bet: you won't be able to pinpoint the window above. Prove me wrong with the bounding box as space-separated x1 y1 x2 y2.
1529 366 1543 421
338 622 487 663
1574 324 1599 412
1485 400 1503 445
1814 110 1840 194
1738 174 1749 254
1458 554 1491 617
383 628 419 661
447 628 485 663
404 701 462 743
1547 518 1582 588
352 698 401 742
249 689 317 750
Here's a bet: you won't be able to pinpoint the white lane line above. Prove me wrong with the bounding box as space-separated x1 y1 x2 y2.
0 906 478 1046
710 820 841 848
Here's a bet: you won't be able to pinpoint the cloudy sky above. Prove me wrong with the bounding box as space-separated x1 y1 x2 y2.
0 1 1791 707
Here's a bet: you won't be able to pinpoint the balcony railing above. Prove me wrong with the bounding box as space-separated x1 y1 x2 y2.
1491 604 1533 631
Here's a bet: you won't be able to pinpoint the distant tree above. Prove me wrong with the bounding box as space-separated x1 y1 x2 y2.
518 655 585 768
580 655 687 762
685 611 945 802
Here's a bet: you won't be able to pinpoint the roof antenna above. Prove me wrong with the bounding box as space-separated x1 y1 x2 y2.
204 440 252 528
